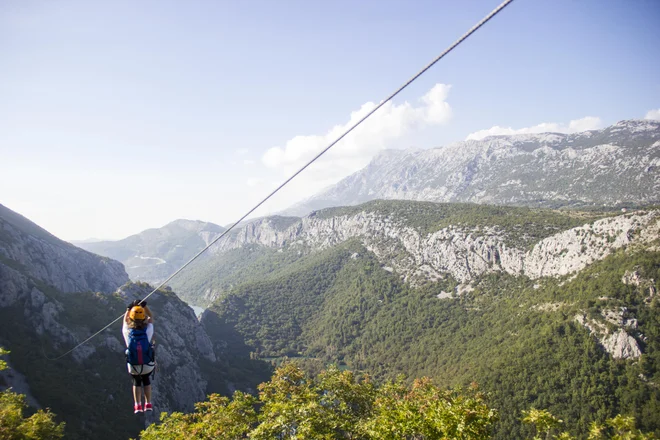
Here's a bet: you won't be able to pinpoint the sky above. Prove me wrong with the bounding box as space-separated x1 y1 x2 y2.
1 0 659 241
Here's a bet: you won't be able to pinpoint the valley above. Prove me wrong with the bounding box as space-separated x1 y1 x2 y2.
2 121 659 439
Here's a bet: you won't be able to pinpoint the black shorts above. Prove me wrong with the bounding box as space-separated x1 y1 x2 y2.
131 373 151 387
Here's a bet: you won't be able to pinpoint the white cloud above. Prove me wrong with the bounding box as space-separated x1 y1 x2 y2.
566 116 602 132
465 116 603 141
235 148 249 156
253 84 452 215
246 177 263 188
262 83 452 173
243 159 255 166
645 109 660 120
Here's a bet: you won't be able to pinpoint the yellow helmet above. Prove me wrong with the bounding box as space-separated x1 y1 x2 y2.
129 306 146 320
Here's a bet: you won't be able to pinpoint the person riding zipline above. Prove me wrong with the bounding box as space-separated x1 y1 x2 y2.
123 300 155 414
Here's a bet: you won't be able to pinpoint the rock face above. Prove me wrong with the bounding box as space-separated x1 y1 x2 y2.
0 204 130 360
603 331 642 359
0 205 128 403
575 314 642 360
0 204 129 294
521 213 658 279
206 208 660 286
286 119 660 216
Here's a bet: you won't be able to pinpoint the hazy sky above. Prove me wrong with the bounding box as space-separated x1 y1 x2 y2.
1 0 659 241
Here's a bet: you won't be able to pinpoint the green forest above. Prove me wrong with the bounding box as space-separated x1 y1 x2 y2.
204 237 660 438
4 353 654 439
138 362 655 440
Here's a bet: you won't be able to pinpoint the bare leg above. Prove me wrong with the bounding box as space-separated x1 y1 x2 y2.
132 385 143 404
144 385 152 403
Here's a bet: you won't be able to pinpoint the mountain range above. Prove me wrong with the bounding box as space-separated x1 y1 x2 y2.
2 119 660 438
75 119 660 294
78 219 225 284
285 119 660 216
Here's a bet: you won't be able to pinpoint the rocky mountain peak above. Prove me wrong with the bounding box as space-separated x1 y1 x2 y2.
284 120 660 217
611 118 660 131
164 219 225 234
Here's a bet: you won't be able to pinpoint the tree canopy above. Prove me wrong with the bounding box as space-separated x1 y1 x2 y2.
0 348 65 440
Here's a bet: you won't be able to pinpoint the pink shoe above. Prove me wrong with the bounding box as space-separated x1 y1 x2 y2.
144 402 153 411
134 403 143 414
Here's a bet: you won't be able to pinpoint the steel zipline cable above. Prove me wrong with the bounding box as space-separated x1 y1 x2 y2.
45 0 515 361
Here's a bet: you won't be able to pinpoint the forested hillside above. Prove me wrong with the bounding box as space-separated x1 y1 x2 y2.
76 219 225 284
195 202 660 438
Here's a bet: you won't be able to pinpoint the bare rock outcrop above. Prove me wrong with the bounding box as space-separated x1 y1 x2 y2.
207 209 659 286
574 314 642 360
602 330 642 359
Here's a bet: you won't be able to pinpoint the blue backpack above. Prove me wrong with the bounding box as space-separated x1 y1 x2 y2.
127 328 154 365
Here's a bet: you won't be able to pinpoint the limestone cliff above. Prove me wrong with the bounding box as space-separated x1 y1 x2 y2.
0 203 128 294
207 208 659 286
